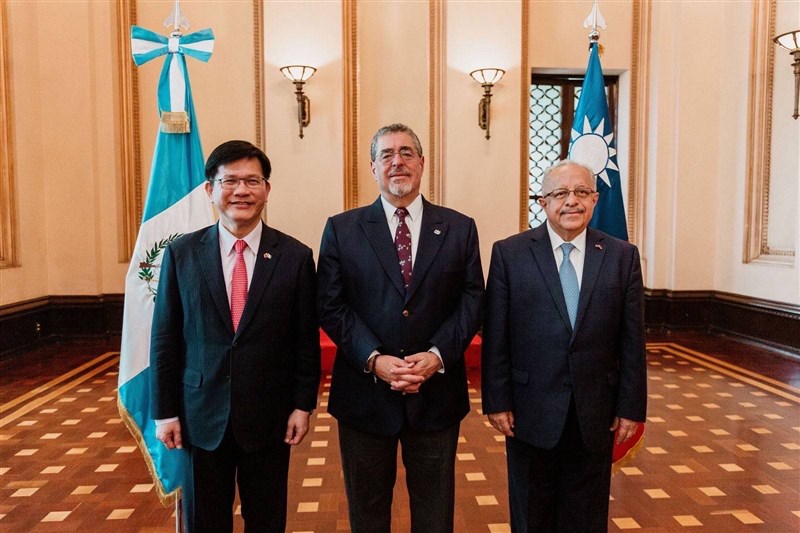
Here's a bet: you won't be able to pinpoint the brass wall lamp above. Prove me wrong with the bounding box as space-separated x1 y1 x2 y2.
773 30 800 119
469 68 505 139
280 65 317 138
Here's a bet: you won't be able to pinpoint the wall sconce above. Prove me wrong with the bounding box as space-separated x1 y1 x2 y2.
773 30 800 119
280 65 317 138
469 68 505 139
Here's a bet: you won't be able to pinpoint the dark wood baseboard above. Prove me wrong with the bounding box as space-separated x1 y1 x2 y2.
0 295 123 358
1 290 798 358
645 289 800 356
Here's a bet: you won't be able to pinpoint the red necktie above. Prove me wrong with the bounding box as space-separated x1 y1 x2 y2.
394 208 412 288
231 239 248 331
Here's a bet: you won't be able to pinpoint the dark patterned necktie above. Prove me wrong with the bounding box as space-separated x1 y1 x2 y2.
394 208 412 288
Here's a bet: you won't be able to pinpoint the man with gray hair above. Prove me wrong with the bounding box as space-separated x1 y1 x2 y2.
481 160 647 531
318 123 485 532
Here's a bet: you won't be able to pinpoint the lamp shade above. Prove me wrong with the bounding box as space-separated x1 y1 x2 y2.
773 30 800 51
280 65 317 82
469 68 505 85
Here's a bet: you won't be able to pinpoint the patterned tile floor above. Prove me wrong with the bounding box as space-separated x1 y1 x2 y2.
1 337 798 532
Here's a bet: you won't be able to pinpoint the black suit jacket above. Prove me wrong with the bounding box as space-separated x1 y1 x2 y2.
317 197 484 436
481 224 646 453
150 222 320 452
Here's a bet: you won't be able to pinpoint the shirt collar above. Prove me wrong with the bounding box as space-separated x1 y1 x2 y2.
380 193 424 223
218 221 263 255
545 221 587 254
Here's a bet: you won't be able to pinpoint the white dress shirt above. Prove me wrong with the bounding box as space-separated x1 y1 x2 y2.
545 221 587 289
380 193 423 265
368 194 443 372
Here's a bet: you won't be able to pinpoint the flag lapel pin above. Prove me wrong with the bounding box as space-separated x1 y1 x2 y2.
263 252 272 260
595 244 603 250
434 229 441 235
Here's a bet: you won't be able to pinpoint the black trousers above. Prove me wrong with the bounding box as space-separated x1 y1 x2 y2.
338 421 461 533
506 398 614 533
182 423 290 533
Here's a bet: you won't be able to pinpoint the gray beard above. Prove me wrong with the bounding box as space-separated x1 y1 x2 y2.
389 181 412 198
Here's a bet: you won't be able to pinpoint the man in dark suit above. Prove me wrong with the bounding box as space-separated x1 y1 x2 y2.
481 160 646 532
317 123 484 532
150 140 320 533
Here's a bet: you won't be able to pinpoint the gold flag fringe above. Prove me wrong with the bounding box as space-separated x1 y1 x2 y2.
117 395 181 507
611 431 645 476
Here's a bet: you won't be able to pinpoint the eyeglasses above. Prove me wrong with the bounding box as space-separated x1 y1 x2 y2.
377 148 418 164
213 177 265 190
541 187 597 200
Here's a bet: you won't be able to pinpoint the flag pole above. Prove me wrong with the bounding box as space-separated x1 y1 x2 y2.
176 499 183 533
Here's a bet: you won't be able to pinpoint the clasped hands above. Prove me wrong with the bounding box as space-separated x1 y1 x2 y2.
372 351 441 393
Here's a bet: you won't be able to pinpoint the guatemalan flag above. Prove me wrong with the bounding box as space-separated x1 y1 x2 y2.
568 41 629 241
117 25 214 504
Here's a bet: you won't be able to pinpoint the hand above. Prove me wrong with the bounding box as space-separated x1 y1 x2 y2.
610 417 639 445
488 411 515 437
372 355 417 392
390 352 442 393
156 420 183 449
285 409 311 445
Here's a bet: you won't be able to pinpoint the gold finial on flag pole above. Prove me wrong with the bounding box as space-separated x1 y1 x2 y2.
583 0 606 52
164 0 190 35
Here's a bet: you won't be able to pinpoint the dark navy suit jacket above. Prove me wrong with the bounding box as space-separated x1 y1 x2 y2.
150 222 320 452
317 197 484 436
481 224 646 453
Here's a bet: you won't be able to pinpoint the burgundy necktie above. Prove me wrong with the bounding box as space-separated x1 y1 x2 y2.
394 208 412 288
231 239 248 331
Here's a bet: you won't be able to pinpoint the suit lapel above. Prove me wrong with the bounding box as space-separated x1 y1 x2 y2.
360 198 406 297
235 223 279 337
572 229 606 336
198 224 234 333
529 225 573 332
406 198 447 303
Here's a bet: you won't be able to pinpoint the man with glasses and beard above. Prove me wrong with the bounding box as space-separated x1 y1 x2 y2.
317 123 484 532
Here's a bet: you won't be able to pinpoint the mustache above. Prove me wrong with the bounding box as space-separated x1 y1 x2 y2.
559 208 585 215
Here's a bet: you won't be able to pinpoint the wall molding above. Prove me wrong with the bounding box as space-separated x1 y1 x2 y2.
428 0 445 204
116 0 142 263
744 0 794 263
644 289 800 356
253 0 265 149
342 0 358 210
629 0 651 252
518 0 531 232
0 295 125 358
3 290 796 359
0 1 18 269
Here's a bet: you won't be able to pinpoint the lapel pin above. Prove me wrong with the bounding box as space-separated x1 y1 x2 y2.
595 244 603 250
434 229 441 235
263 252 272 260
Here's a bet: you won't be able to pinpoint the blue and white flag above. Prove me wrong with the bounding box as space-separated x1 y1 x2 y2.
118 25 214 505
569 42 629 241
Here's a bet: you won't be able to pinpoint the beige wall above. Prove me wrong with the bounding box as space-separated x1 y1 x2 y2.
1 0 798 308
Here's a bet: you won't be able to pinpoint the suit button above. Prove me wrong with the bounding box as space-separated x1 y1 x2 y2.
402 310 410 317
400 349 405 354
